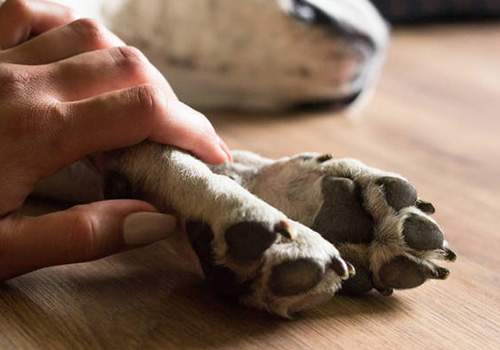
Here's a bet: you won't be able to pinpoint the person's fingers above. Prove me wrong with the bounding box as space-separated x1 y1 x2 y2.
46 46 177 101
151 100 233 164
0 18 124 65
47 86 229 169
0 0 79 50
0 200 178 281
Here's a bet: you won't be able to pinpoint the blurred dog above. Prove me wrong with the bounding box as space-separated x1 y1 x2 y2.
49 0 389 111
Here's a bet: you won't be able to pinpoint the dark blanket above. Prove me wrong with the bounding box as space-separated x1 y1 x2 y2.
371 0 500 23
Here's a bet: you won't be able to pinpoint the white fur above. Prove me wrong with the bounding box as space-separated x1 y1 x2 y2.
36 0 389 111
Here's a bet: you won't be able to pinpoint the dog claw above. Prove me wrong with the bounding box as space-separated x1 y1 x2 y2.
274 220 297 240
317 153 333 163
329 257 350 280
376 287 394 296
346 262 356 278
416 199 436 214
429 266 450 280
444 248 457 262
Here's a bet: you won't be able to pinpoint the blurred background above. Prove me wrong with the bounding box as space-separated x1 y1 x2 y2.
371 0 500 23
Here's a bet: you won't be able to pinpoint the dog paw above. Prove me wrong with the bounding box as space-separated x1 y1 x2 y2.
185 208 353 317
103 146 355 317
312 155 456 295
238 153 456 297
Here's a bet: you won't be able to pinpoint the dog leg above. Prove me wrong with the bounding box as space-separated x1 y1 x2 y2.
100 142 353 317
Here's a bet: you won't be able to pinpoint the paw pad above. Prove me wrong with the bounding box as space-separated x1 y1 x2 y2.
402 214 444 251
376 176 417 210
270 259 324 296
340 264 373 294
378 256 427 289
188 217 347 314
313 176 373 244
225 222 277 261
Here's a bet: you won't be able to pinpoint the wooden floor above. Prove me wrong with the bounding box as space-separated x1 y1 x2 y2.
1 24 499 349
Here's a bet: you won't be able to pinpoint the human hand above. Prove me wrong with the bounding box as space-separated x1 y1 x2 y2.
0 0 228 280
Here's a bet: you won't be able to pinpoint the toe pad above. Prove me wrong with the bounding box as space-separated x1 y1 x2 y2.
270 259 324 297
377 177 417 210
225 222 277 261
313 176 373 244
379 256 427 289
402 214 444 251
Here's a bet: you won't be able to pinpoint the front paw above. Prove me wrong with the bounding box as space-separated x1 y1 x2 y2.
237 152 456 297
186 210 353 317
310 156 456 296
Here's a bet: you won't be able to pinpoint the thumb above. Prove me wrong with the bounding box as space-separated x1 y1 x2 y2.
0 200 177 280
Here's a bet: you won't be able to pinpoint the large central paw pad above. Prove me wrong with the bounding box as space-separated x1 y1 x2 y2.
186 215 352 317
308 156 456 296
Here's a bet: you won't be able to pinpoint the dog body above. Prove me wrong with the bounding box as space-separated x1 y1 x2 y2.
45 0 389 111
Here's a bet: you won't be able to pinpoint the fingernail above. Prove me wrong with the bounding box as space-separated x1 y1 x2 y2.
217 136 232 163
123 212 177 246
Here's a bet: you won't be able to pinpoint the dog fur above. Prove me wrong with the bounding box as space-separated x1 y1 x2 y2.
43 0 389 111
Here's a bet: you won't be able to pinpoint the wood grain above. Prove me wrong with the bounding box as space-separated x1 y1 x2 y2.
1 24 499 350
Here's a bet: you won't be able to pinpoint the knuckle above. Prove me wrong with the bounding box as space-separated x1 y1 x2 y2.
134 84 163 117
70 18 108 49
114 46 149 79
38 103 80 176
67 206 99 262
4 100 68 176
116 45 144 61
43 103 68 149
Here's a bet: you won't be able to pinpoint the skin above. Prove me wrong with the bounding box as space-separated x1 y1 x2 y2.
0 0 230 280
